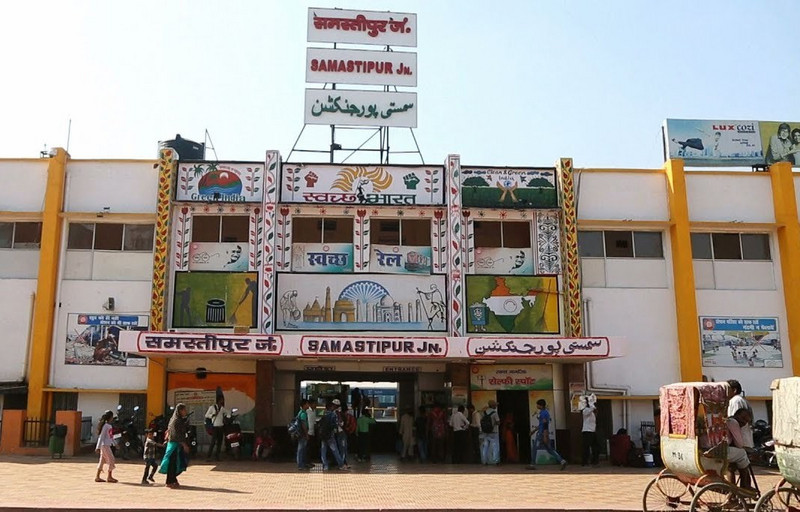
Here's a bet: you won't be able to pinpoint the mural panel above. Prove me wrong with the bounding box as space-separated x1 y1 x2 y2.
172 271 259 328
465 275 560 334
473 247 533 275
275 273 446 332
370 244 432 274
189 242 249 271
292 242 354 273
461 167 558 209
167 373 256 433
175 162 264 203
281 164 444 205
64 314 148 367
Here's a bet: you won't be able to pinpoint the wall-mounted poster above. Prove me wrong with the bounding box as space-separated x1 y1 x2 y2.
700 316 782 368
470 364 553 391
175 162 265 203
64 314 148 367
465 275 559 334
461 167 558 209
189 242 249 271
292 242 354 273
370 244 432 274
281 163 444 205
172 272 259 328
474 247 533 275
275 273 446 332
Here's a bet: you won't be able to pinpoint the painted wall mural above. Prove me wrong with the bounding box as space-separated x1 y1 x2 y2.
172 271 259 329
189 242 249 271
465 275 560 334
292 242 354 273
176 162 265 203
167 373 257 433
275 273 447 332
473 247 534 275
370 244 432 274
64 314 148 367
534 210 561 275
281 164 444 205
461 167 558 209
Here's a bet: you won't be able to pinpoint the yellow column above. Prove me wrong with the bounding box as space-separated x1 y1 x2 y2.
664 159 702 382
27 148 68 418
769 162 800 375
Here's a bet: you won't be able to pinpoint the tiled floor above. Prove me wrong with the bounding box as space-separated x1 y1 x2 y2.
0 454 784 511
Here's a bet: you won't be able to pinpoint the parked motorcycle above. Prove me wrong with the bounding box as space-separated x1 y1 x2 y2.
750 418 777 467
120 405 144 460
224 408 241 460
110 408 123 457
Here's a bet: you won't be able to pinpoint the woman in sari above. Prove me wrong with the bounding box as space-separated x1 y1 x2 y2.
501 412 518 463
159 403 189 488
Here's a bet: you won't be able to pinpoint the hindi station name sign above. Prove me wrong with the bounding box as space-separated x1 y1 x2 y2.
308 8 417 47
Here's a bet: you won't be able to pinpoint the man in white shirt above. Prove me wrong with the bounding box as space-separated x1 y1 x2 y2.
306 397 317 466
581 394 599 466
450 405 470 463
727 379 754 448
205 397 231 461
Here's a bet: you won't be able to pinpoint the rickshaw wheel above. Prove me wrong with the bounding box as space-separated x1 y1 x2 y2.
689 482 747 512
754 487 800 512
643 474 690 511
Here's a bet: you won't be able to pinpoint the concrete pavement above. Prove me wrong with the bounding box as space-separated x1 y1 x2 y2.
0 453 784 511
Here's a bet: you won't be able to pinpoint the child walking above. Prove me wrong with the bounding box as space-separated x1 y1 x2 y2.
141 429 162 485
95 410 117 483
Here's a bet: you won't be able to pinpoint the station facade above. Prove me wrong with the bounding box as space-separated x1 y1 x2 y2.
1 146 798 460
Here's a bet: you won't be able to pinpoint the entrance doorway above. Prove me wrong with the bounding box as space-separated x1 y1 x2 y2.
497 390 531 464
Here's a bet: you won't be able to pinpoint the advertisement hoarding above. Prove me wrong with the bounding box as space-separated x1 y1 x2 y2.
700 316 782 368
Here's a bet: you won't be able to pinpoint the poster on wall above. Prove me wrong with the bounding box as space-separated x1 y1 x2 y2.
175 162 265 203
281 163 444 205
275 273 446 332
474 247 533 275
470 365 553 391
189 242 249 271
167 373 256 433
64 314 148 367
370 245 432 274
465 275 560 334
700 316 782 368
461 167 558 209
292 242 354 273
172 272 259 328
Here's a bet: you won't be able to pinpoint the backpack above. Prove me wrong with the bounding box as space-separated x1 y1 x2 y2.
481 411 495 434
287 414 302 440
431 410 446 439
343 413 356 434
317 413 334 440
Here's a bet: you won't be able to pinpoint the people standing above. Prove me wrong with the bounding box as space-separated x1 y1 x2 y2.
356 410 376 462
501 412 518 463
337 402 355 465
727 379 754 448
296 399 312 471
94 410 117 483
581 395 600 466
528 399 567 470
306 397 317 465
159 403 190 488
205 397 230 461
320 400 349 471
399 408 415 461
414 406 428 463
450 405 470 463
480 400 500 465
428 403 447 463
141 428 162 485
468 404 481 463
351 387 362 418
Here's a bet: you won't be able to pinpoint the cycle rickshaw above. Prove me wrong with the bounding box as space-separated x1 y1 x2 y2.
753 377 800 511
643 381 760 511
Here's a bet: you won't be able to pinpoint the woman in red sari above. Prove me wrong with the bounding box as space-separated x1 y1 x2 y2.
501 412 518 463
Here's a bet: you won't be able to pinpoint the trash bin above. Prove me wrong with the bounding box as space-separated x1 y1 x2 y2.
49 424 67 458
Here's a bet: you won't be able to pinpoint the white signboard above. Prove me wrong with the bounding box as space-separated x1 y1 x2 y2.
308 8 417 47
305 89 417 128
189 242 249 271
474 247 534 275
466 337 610 358
307 48 417 87
281 163 443 205
135 332 283 356
175 162 265 203
301 335 447 358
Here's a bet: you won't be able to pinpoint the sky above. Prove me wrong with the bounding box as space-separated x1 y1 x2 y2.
2 1 799 168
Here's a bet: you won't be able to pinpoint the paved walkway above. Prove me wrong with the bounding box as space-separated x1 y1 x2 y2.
0 453 784 511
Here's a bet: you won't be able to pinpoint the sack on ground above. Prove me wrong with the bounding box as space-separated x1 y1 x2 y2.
287 416 302 440
480 411 495 434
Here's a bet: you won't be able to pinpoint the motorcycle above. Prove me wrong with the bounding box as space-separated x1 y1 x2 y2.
224 408 241 460
750 418 777 467
120 405 144 460
110 407 123 456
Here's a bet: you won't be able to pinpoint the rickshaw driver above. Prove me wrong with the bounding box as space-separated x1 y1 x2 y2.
726 408 755 492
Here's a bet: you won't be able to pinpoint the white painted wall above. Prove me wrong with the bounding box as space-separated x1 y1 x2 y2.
64 161 158 213
167 358 256 373
686 174 774 223
77 393 121 444
63 251 153 281
0 279 36 382
0 160 48 211
576 171 669 221
51 280 151 389
583 259 669 289
0 250 40 279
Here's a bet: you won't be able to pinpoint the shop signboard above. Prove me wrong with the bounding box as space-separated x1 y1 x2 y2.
301 335 448 358
175 162 264 203
663 119 800 167
64 313 148 367
461 167 558 209
465 275 560 334
305 89 417 128
292 242 354 273
306 47 417 87
135 332 282 356
281 163 443 205
189 242 249 271
474 247 534 275
308 7 417 47
275 273 446 332
470 364 553 390
370 244 432 274
467 337 609 358
700 316 782 368
172 271 259 329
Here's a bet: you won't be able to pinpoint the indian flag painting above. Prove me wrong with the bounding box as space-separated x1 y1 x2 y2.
466 275 559 334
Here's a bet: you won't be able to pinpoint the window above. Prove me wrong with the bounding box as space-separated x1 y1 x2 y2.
577 230 664 258
692 233 771 261
292 217 352 244
67 223 154 251
371 219 430 246
191 215 248 243
0 222 42 249
474 221 531 248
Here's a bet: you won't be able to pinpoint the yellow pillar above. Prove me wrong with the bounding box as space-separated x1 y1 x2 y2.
664 159 702 382
769 162 800 375
27 148 68 418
